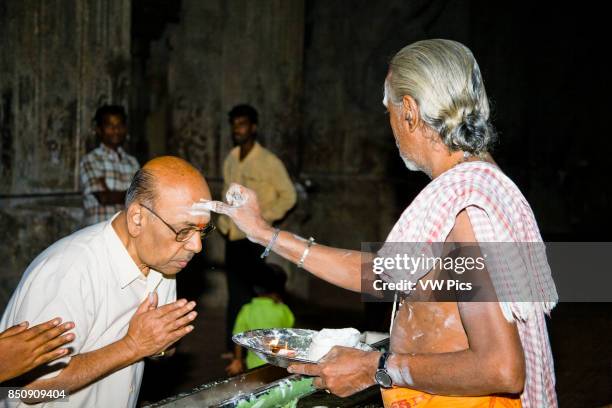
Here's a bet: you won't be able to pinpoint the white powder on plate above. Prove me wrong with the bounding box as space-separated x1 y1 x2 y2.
307 328 361 361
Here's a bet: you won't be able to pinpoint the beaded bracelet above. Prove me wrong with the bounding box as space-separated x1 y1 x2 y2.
260 228 280 259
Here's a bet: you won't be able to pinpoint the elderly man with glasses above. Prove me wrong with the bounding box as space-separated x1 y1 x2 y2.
0 156 214 407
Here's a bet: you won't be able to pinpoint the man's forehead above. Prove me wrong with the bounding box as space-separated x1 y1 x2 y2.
155 188 210 222
102 114 125 124
158 178 210 199
169 203 211 225
232 116 251 124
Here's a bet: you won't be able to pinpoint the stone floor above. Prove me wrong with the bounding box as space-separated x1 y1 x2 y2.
137 266 612 407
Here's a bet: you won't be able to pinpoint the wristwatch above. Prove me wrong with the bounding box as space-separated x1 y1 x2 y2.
374 352 393 388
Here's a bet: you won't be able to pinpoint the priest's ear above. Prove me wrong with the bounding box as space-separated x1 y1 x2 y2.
402 95 421 132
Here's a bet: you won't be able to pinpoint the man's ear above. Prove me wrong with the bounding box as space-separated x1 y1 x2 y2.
402 95 421 132
126 203 143 237
251 123 257 134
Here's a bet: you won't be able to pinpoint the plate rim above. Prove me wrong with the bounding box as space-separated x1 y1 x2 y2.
232 328 374 366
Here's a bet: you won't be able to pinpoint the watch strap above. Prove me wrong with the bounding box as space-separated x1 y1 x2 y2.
378 351 390 369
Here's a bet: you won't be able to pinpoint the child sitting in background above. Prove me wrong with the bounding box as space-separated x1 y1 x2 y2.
225 264 295 376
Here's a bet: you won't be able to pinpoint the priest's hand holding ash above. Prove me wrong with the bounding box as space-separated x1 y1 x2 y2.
191 183 272 244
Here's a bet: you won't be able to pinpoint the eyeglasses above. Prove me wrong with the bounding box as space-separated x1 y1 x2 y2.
140 204 216 242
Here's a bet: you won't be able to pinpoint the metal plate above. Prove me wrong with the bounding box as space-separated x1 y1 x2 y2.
232 328 374 368
144 337 389 408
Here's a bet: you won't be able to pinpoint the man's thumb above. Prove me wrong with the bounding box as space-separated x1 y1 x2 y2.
148 292 159 309
136 292 157 314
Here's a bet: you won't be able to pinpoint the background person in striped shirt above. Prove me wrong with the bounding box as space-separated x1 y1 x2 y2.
80 105 140 226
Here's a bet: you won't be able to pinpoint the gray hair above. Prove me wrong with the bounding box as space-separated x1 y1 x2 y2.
385 39 497 155
125 168 157 208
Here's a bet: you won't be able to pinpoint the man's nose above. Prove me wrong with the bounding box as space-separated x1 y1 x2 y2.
184 232 203 253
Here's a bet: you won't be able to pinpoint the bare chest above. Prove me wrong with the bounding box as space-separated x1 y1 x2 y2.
389 298 468 354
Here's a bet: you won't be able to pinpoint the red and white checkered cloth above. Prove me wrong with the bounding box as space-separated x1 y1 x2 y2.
384 161 558 407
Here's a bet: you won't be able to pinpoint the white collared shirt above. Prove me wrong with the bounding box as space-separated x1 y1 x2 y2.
0 214 176 408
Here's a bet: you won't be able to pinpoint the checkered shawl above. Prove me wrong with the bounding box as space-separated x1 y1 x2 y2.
384 161 558 407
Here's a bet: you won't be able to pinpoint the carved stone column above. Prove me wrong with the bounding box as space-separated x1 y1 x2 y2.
0 0 131 194
166 0 305 179
0 0 131 309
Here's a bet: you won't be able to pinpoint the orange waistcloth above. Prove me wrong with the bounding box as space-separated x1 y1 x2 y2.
381 387 521 408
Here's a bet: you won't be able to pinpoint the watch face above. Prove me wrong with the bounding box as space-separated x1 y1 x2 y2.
375 369 393 388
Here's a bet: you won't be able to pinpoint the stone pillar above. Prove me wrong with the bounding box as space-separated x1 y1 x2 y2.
0 0 131 309
0 0 130 194
162 0 305 294
166 0 305 178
